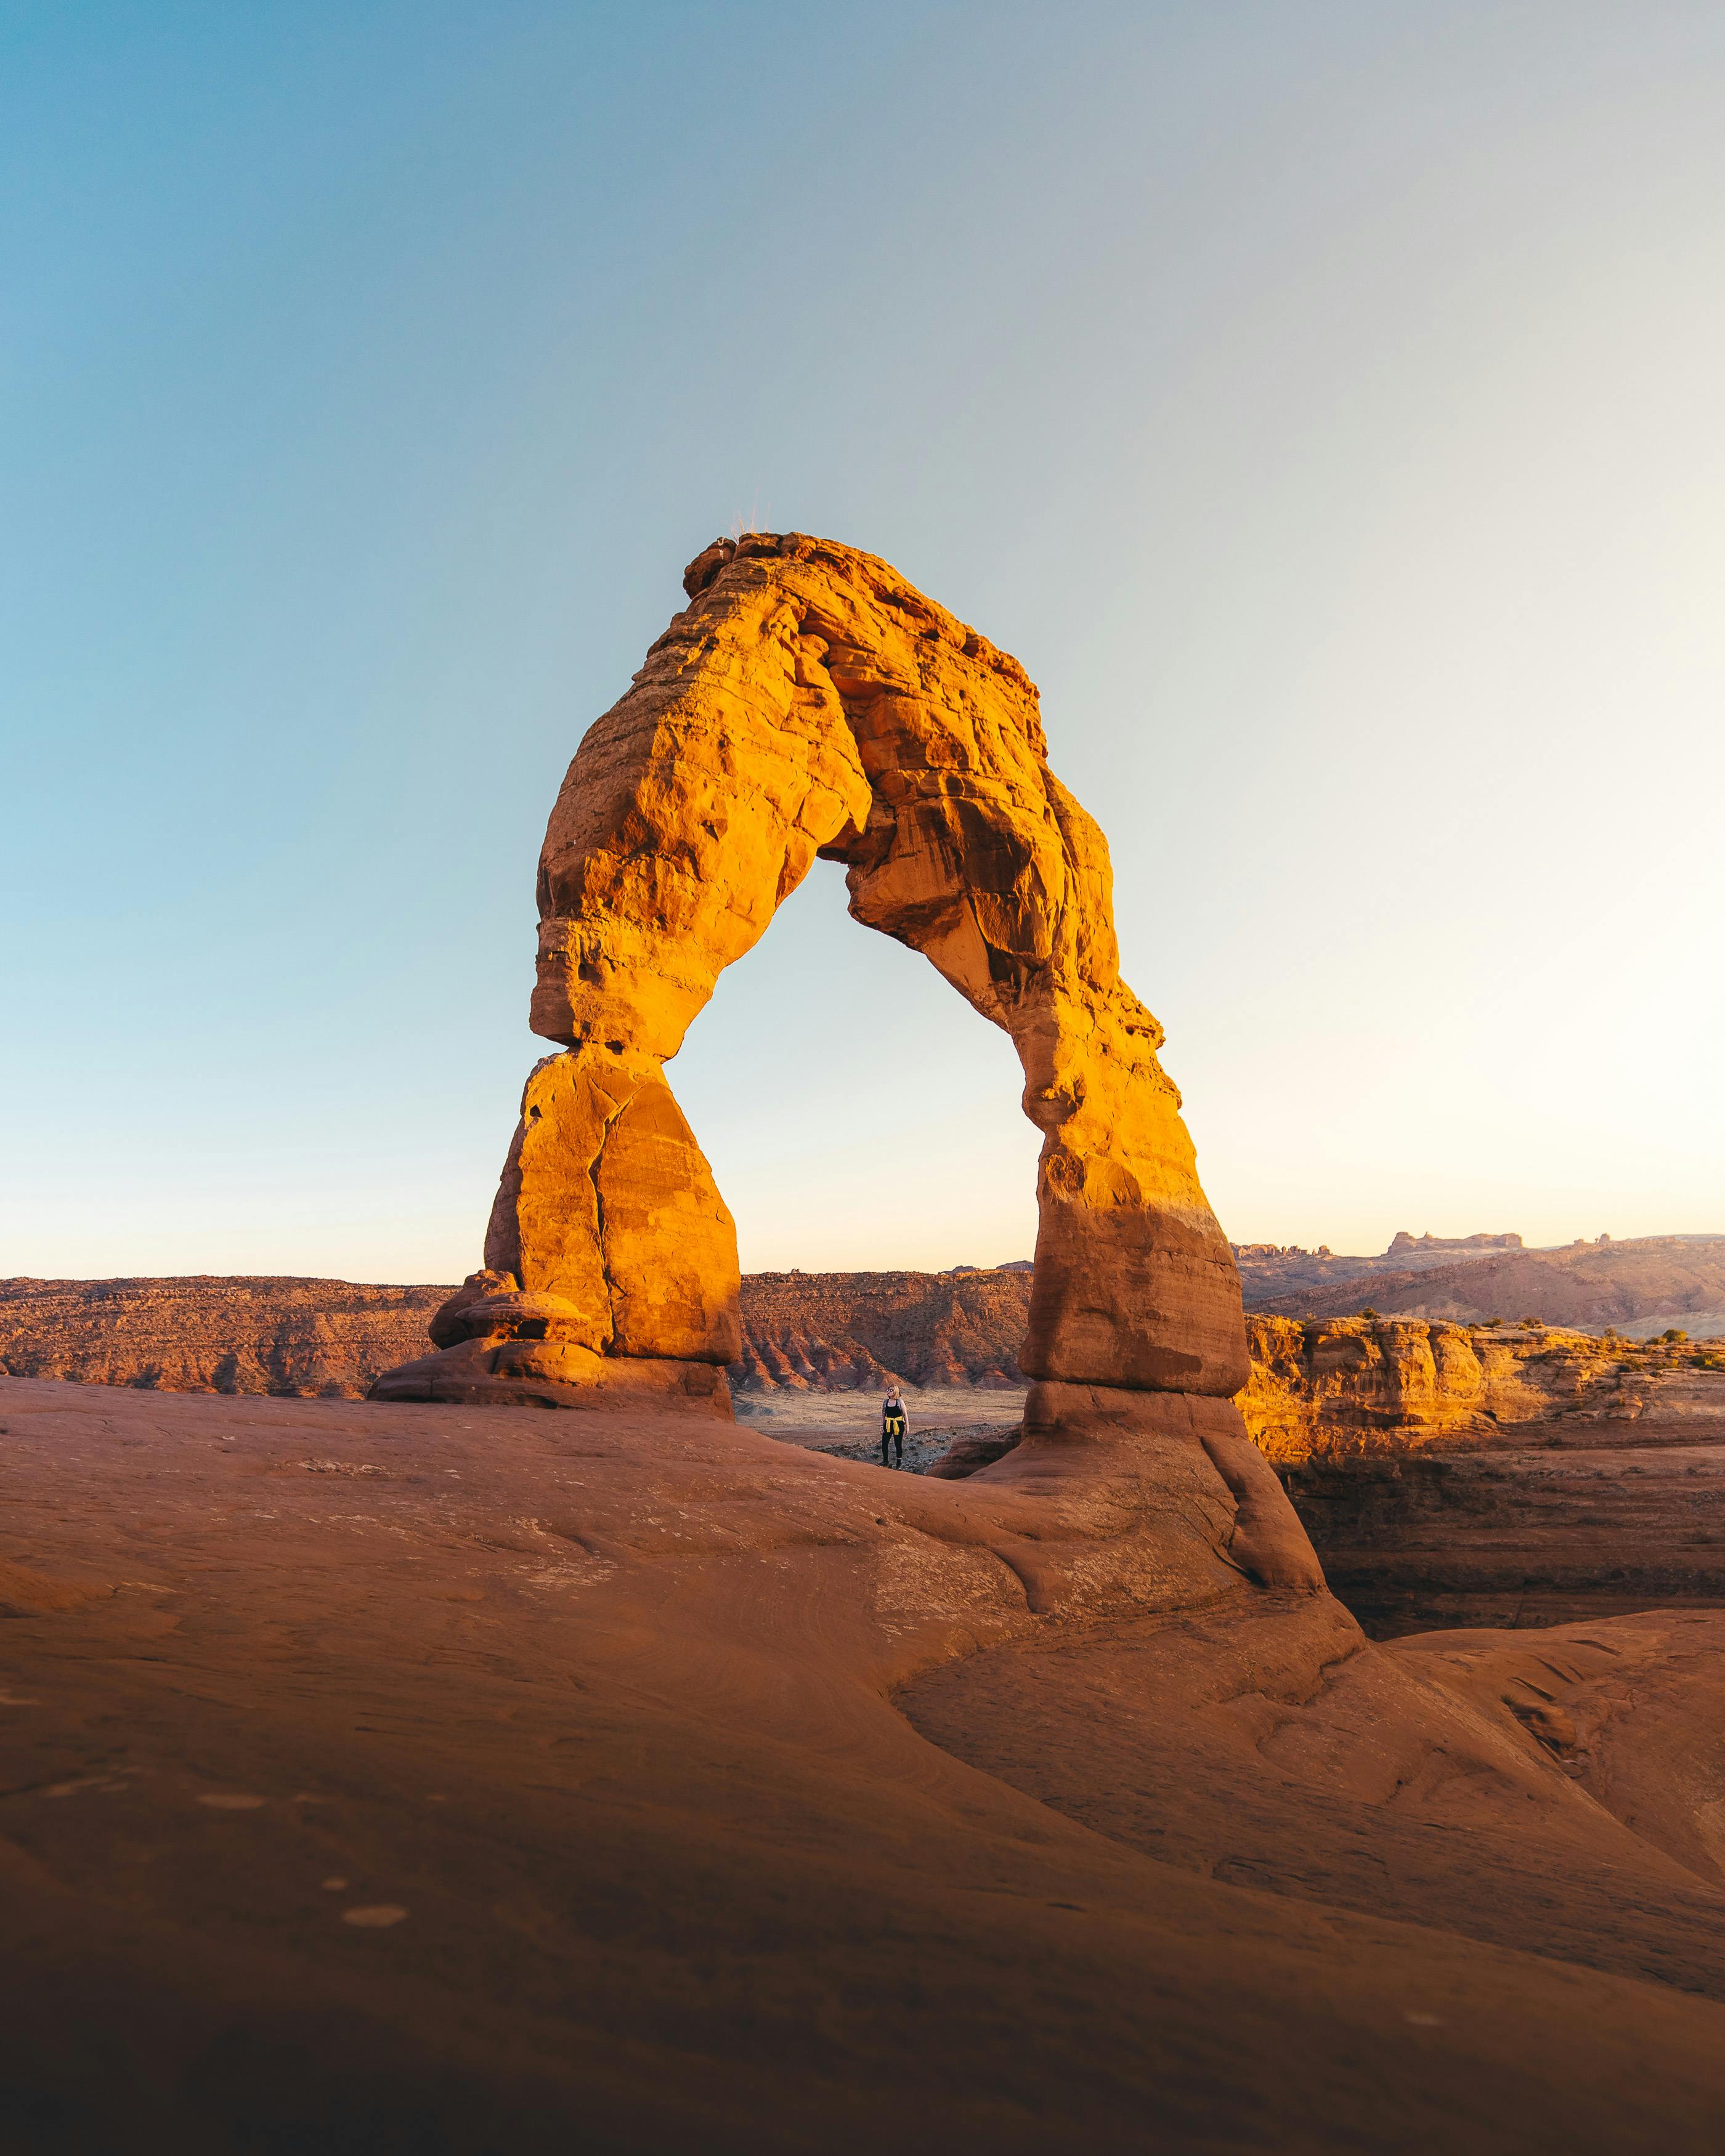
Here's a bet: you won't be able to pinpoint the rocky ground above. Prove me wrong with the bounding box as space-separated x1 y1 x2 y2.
7 1374 1725 2151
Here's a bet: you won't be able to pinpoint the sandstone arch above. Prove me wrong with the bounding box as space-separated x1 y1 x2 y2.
374 532 1249 1414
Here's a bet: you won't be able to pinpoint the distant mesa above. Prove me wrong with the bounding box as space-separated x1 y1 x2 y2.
1246 1233 1725 1332
1386 1230 1523 1255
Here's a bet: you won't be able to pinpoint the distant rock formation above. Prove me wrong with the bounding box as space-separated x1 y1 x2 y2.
734 1270 1031 1392
1258 1234 1725 1331
1236 1315 1725 1633
0 1276 444 1397
1386 1230 1523 1256
1238 1314 1682 1460
375 533 1249 1411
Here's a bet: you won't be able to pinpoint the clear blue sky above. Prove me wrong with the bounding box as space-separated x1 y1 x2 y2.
4 0 1723 1282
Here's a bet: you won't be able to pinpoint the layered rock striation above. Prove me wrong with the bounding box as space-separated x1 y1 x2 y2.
733 1270 1031 1392
0 1276 444 1398
1241 1318 1725 1633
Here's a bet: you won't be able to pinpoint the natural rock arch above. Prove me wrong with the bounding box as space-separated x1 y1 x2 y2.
374 533 1249 1414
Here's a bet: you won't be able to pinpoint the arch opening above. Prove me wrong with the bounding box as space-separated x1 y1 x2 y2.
662 853 1040 1275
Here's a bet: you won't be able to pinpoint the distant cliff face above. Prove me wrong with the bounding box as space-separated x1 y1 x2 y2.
1241 1315 1725 1635
0 1278 446 1398
0 1270 1036 1402
1250 1235 1725 1332
734 1271 1031 1391
1238 1315 1674 1462
10 1274 1718 1424
1386 1230 1522 1256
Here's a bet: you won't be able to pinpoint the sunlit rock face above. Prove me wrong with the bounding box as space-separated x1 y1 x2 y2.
373 533 1246 1409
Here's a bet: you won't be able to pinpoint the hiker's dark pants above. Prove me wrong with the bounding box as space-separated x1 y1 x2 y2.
881 1427 904 1467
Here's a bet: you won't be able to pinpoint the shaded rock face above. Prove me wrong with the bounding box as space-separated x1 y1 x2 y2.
0 1277 444 1398
1240 1317 1725 1634
1289 1438 1725 1638
376 533 1247 1409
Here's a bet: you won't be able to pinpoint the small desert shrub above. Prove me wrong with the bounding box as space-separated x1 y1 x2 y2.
1662 1329 1689 1344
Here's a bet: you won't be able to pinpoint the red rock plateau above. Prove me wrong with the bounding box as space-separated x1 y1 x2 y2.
1244 1231 1725 1335
10 538 1725 2149
13 1273 1725 1643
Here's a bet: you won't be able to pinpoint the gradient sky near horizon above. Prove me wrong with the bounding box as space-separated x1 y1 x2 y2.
4 0 1724 1283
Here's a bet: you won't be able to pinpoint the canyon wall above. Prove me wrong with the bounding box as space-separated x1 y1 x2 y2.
1246 1316 1725 1635
734 1270 1029 1391
0 1277 445 1398
9 1275 1721 1430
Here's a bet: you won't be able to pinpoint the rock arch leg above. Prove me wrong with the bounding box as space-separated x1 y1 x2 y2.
373 532 1250 1424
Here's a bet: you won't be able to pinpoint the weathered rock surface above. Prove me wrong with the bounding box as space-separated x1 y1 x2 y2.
1237 1315 1681 1461
378 532 1248 1408
9 1375 1725 2150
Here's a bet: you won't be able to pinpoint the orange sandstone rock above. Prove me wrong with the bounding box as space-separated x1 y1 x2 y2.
375 533 1245 1406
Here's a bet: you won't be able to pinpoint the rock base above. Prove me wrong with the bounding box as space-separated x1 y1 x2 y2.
368 1278 733 1414
368 1342 731 1413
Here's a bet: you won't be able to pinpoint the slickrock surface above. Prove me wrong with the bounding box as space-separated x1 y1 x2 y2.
0 1275 444 1396
7 1374 1725 2152
380 531 1246 1408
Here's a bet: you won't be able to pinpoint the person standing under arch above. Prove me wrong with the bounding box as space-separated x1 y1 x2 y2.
881 1387 907 1469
